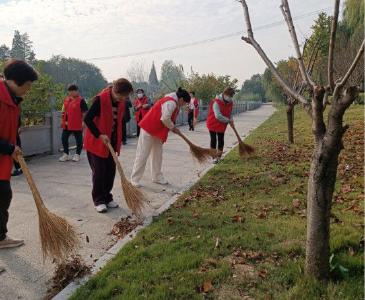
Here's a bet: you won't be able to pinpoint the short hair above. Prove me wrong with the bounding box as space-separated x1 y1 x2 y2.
176 87 191 103
136 88 144 93
3 59 38 86
190 91 195 96
223 87 235 97
67 84 79 91
113 78 133 95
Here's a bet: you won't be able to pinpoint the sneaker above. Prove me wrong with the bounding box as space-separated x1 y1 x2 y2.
107 201 119 208
213 158 221 164
59 153 70 162
152 177 169 185
95 204 107 213
0 237 24 249
11 169 23 176
72 154 80 162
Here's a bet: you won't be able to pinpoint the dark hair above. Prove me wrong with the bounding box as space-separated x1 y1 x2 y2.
223 87 235 97
190 91 195 96
4 59 38 86
136 88 144 93
176 87 191 103
113 78 133 95
67 84 79 91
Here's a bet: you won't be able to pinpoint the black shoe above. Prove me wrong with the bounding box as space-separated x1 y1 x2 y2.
11 169 23 177
122 141 127 145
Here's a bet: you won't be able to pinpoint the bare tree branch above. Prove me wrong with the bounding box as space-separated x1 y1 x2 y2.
280 0 315 89
328 0 340 92
239 0 309 107
337 40 365 89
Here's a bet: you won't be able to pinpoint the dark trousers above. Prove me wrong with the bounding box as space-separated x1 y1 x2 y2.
188 111 194 130
136 114 143 137
13 134 21 170
209 131 225 152
122 119 128 143
0 181 12 241
62 130 83 155
87 151 116 206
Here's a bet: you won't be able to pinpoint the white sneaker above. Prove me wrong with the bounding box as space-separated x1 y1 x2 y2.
59 153 70 162
213 158 221 164
95 204 107 213
107 201 119 208
152 177 169 185
72 154 80 162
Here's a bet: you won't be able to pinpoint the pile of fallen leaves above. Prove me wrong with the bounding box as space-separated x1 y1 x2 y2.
45 255 91 300
110 216 141 239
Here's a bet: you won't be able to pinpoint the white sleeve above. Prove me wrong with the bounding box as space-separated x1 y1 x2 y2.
161 101 177 129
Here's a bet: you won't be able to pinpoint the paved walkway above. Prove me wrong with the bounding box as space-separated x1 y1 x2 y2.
0 104 274 300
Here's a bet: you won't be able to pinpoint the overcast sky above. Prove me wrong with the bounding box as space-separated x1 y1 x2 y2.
0 0 335 85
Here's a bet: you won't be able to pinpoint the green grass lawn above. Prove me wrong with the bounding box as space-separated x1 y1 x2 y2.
71 105 364 300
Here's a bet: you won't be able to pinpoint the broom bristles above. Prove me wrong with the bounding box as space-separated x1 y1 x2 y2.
238 141 255 157
17 154 79 262
120 177 146 218
106 142 147 217
189 144 219 163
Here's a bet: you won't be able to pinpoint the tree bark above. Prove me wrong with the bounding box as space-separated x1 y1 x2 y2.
286 102 294 144
306 87 358 280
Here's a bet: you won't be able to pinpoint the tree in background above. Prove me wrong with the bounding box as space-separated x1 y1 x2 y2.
235 73 265 102
183 72 238 104
10 30 36 63
42 55 107 98
159 60 185 95
0 44 10 61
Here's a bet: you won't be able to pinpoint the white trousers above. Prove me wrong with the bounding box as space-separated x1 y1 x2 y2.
131 129 164 183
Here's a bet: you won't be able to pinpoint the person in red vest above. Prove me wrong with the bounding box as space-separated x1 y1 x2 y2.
134 88 152 137
84 79 133 213
59 84 88 162
130 87 191 187
0 59 38 249
206 87 235 164
188 91 199 131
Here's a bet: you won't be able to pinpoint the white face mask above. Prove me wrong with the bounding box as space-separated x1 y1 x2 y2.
137 93 143 99
224 95 232 102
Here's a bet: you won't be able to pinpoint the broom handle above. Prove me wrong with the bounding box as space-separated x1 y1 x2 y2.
230 123 243 143
106 142 126 180
16 154 45 210
175 131 194 147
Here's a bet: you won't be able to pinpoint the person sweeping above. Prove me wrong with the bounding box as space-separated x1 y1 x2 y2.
0 59 38 249
130 87 191 187
133 88 152 137
206 87 235 164
59 84 88 162
84 79 133 213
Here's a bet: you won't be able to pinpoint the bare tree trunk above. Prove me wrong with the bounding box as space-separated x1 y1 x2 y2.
306 87 358 279
286 103 294 144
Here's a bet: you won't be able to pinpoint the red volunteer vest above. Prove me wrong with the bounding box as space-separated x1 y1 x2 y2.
139 96 179 143
206 98 233 133
61 96 83 131
83 88 125 158
134 96 150 123
0 81 20 180
193 98 199 118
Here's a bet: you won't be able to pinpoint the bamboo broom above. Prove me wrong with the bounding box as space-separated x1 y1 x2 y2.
17 154 79 262
230 123 255 157
106 143 146 217
175 131 219 163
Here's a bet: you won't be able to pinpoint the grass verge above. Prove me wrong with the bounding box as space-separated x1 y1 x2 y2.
71 105 364 300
